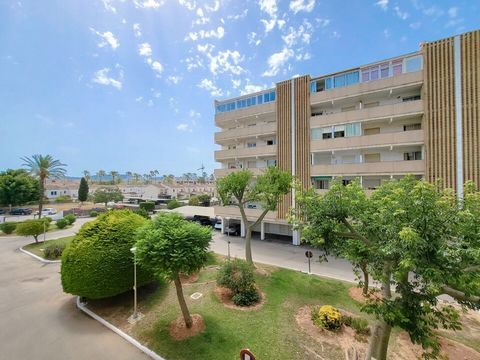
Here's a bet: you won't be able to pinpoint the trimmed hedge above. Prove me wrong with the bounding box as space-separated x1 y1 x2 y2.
139 201 155 213
61 210 154 299
0 221 16 234
64 214 76 225
56 218 68 229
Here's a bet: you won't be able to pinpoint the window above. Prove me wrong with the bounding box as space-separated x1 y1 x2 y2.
405 56 422 73
362 71 370 82
228 145 236 150
404 151 422 160
392 60 403 75
247 161 257 168
334 125 345 138
403 123 421 131
311 128 322 140
322 126 333 139
266 159 277 167
247 142 256 148
380 63 389 78
312 178 330 190
247 123 256 127
364 101 379 108
345 123 361 137
402 95 421 102
267 139 276 145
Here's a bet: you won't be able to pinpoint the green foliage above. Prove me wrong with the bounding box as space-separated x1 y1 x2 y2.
64 214 76 225
61 210 153 299
93 187 123 206
43 216 52 224
43 243 65 259
89 210 98 217
197 194 211 206
311 305 342 331
139 201 155 213
350 318 370 336
78 177 89 202
56 218 68 229
54 195 71 203
16 219 46 242
216 259 258 303
188 196 200 206
0 169 39 206
166 199 182 210
232 288 260 306
135 212 212 280
135 208 150 219
296 177 480 358
0 221 16 234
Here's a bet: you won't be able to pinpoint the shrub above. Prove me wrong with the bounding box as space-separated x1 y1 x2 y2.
56 218 68 229
89 210 98 217
0 221 16 234
16 219 46 243
350 318 370 336
61 210 154 299
312 305 342 331
64 214 76 225
217 259 256 294
55 195 71 203
135 208 150 219
188 196 200 206
232 288 260 306
139 201 155 213
43 216 53 224
167 199 182 210
44 244 66 259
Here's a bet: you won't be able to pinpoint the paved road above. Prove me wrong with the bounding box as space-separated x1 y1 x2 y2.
0 218 148 360
210 231 357 283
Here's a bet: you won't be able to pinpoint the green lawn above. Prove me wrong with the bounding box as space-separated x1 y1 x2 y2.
23 236 74 259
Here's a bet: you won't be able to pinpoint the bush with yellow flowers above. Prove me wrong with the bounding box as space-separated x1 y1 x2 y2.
311 305 342 330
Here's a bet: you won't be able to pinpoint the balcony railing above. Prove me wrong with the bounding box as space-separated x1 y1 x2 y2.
311 160 424 176
214 145 277 161
214 168 266 178
215 102 276 126
215 122 276 143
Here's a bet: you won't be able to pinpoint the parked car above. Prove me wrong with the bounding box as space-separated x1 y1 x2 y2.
246 204 259 209
10 208 33 215
214 219 222 230
35 207 57 216
192 215 215 227
225 223 241 236
0 209 4 215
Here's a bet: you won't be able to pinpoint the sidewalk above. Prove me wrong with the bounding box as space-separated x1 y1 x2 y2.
210 232 357 284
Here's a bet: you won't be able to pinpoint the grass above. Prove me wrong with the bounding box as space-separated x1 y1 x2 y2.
89 259 360 360
23 236 74 259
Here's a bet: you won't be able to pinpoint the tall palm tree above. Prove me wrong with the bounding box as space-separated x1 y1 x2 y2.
97 170 106 184
133 173 141 184
126 171 133 184
21 154 67 218
154 169 159 183
110 170 119 184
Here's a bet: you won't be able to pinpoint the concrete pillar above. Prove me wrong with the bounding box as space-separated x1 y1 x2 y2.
221 217 226 234
260 221 265 240
292 229 301 246
241 219 246 237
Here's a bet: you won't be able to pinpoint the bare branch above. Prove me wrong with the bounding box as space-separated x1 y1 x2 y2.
340 218 371 246
440 285 480 304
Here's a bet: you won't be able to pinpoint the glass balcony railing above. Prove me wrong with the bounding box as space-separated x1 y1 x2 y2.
215 90 276 114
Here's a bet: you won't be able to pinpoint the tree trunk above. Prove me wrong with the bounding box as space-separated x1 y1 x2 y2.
33 235 38 243
173 274 193 328
245 226 253 264
360 261 369 296
365 265 392 360
38 177 45 219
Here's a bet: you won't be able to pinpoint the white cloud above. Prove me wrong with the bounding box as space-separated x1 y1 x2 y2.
260 18 277 33
198 78 223 97
133 23 142 37
196 7 204 17
448 7 458 18
289 0 315 14
316 18 330 27
133 0 164 9
259 0 277 17
409 22 421 30
383 29 391 39
189 109 201 117
150 60 163 74
248 32 261 46
227 9 248 20
197 43 215 53
176 123 191 131
393 6 409 20
374 0 388 11
101 0 116 13
282 22 313 47
90 28 119 49
92 68 122 90
205 1 219 12
167 75 182 84
186 27 224 41
135 96 143 102
232 79 241 88
263 47 294 77
178 0 196 11
185 56 204 71
138 42 152 56
331 31 341 39
240 84 266 95
207 50 244 76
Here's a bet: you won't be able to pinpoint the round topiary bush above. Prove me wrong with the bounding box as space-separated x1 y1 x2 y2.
61 209 154 299
56 218 68 229
64 214 76 225
89 210 98 217
0 221 17 234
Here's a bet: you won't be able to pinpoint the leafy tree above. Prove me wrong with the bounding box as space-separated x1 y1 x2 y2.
78 177 89 203
197 194 211 207
188 196 200 206
83 170 91 183
0 169 39 210
21 154 67 218
135 213 212 328
217 167 292 264
93 187 124 207
294 177 480 359
16 219 48 243
167 199 182 209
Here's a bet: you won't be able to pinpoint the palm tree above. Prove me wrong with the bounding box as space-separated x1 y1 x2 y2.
97 170 106 184
133 173 141 184
126 171 133 184
154 169 159 183
21 154 67 218
110 170 119 184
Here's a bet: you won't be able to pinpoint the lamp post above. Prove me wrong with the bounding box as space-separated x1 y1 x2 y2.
130 246 138 320
225 217 231 260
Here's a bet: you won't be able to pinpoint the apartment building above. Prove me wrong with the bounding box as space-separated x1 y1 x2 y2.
214 30 480 244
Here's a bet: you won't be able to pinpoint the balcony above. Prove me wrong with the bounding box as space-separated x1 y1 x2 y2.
214 168 266 178
215 102 276 127
310 100 423 127
214 145 277 161
213 206 280 222
311 129 424 152
311 71 423 105
311 160 424 176
214 122 276 144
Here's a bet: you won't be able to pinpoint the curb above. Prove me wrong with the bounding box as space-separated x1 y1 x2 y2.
19 246 61 264
76 297 166 360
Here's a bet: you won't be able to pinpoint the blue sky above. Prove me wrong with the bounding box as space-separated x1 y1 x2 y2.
0 0 478 177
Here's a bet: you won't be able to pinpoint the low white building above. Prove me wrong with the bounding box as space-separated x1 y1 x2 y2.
44 181 79 200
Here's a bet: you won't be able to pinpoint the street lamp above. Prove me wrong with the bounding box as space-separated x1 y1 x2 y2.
225 217 231 260
130 246 139 322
